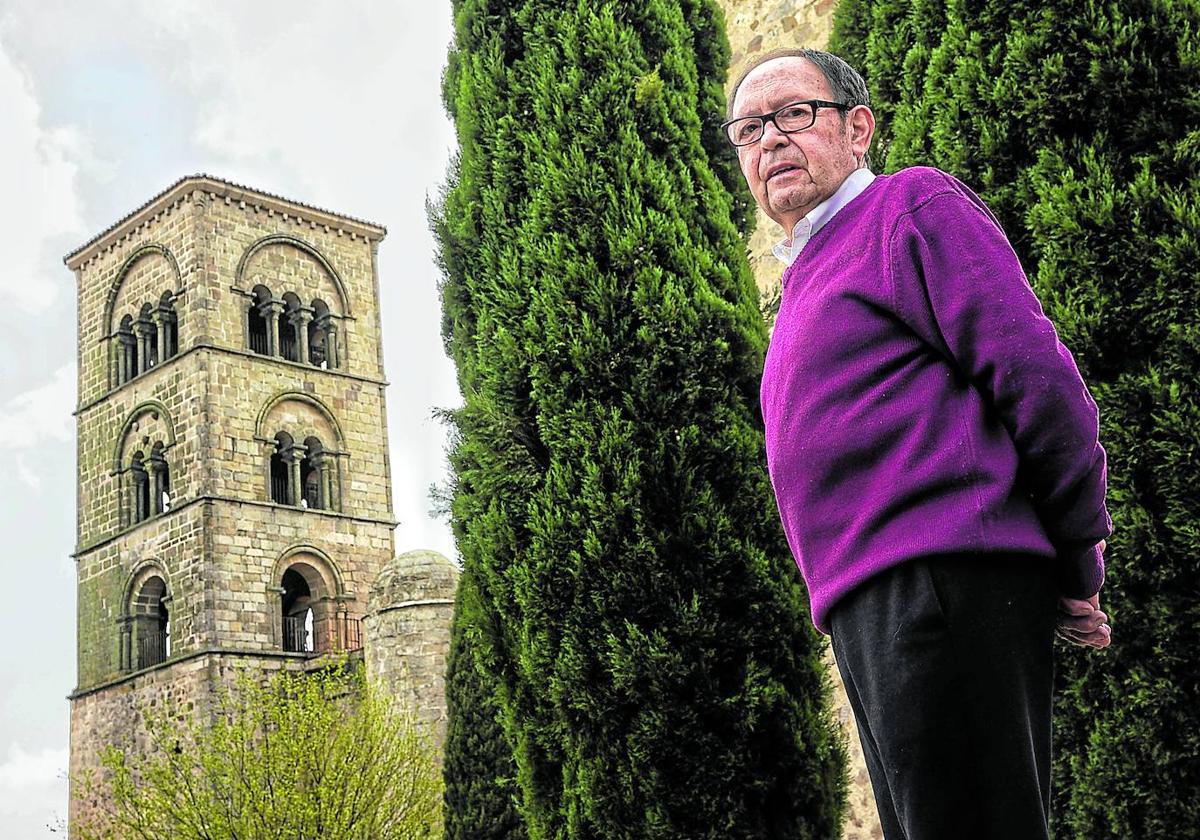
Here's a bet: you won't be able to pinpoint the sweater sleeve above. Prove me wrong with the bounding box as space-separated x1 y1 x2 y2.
888 178 1111 597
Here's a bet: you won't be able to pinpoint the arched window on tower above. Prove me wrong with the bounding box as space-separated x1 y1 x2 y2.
274 552 360 654
117 314 138 384
280 292 302 363
270 432 297 505
129 452 151 525
157 291 179 362
248 284 273 356
132 575 170 669
281 566 315 653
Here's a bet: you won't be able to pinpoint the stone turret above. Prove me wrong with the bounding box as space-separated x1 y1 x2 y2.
363 549 459 753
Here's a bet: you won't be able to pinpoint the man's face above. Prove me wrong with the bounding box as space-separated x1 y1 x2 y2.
731 58 872 232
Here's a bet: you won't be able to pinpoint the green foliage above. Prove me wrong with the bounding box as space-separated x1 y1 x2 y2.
432 0 847 837
74 662 442 840
444 569 527 840
634 68 666 109
830 1 1200 836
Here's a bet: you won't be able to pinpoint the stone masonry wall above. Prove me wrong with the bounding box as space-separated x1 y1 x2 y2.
74 192 200 409
202 352 392 518
75 352 206 550
364 600 457 752
72 179 395 690
205 503 391 650
72 184 391 548
68 650 345 835
364 550 460 755
715 2 884 838
74 503 207 688
69 653 212 833
199 195 386 381
74 489 393 691
69 179 399 838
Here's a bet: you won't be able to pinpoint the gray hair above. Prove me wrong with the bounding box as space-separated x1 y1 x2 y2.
726 48 871 119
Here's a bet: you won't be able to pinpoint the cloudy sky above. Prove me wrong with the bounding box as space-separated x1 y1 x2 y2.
0 1 461 834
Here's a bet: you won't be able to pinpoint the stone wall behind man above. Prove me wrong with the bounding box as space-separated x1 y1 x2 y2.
718 0 844 305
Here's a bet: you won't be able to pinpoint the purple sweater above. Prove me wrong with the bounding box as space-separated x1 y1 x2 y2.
760 167 1111 633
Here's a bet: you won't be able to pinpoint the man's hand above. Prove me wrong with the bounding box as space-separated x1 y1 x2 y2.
1056 540 1112 649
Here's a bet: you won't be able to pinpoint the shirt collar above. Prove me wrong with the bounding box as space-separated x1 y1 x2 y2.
772 168 876 266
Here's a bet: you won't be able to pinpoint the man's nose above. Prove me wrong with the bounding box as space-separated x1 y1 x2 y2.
759 118 789 150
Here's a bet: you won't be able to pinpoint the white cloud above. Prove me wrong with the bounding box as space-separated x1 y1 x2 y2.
15 454 41 490
0 33 87 313
0 744 68 837
0 364 74 451
120 2 464 564
136 3 454 207
0 744 67 791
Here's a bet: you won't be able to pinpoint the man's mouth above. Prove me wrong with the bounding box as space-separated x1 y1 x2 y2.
766 164 803 181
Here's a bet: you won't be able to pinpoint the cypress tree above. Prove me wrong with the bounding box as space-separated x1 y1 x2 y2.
830 2 1200 836
433 0 847 836
444 568 527 840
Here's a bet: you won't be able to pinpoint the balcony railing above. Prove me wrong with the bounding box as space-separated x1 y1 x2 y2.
282 614 362 654
280 334 298 362
137 631 168 669
249 327 269 355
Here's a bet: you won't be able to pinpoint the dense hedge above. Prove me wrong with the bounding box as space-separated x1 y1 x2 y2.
433 0 847 836
444 568 527 840
830 2 1200 836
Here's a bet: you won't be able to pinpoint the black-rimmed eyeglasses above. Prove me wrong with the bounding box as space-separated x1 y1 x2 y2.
721 100 850 147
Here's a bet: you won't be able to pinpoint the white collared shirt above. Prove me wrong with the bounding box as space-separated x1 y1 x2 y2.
772 167 877 265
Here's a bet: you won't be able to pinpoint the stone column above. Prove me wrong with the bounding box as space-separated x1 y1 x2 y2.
268 585 286 648
150 457 166 515
129 468 146 523
118 616 133 672
152 309 169 362
126 472 136 525
138 472 149 522
334 602 349 650
135 320 154 372
326 322 339 369
264 300 285 357
121 333 136 381
262 441 277 502
328 454 343 512
284 445 306 507
119 471 130 528
294 308 313 364
321 460 333 510
311 453 332 510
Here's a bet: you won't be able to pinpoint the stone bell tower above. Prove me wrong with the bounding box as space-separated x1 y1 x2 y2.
66 176 396 830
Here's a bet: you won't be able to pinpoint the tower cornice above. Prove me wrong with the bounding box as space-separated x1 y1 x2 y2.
64 173 388 271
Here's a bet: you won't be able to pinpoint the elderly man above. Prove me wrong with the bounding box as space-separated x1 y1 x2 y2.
724 49 1112 840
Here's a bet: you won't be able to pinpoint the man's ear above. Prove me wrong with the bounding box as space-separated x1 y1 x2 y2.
849 106 876 163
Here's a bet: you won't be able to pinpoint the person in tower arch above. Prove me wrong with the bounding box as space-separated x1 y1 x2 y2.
722 48 1113 840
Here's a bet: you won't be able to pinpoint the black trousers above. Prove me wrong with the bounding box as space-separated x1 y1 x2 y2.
828 552 1058 840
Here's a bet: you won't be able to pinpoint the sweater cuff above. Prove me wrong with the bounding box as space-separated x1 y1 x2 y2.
1055 542 1105 599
